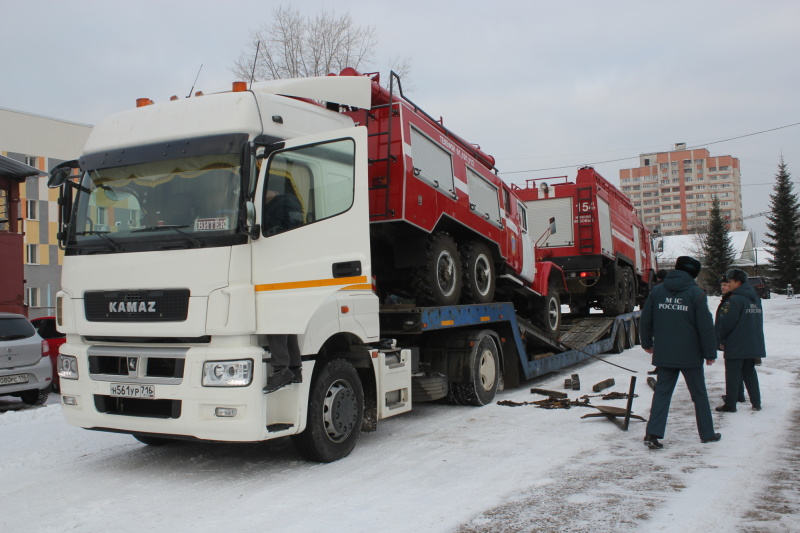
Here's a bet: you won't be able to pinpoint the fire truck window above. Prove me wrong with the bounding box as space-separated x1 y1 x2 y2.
466 167 501 225
409 126 455 196
262 138 355 237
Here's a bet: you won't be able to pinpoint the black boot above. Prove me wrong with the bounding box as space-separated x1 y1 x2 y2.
263 368 293 393
290 366 303 384
701 433 722 443
715 404 737 413
644 434 663 449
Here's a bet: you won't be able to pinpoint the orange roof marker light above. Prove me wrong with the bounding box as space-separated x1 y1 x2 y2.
136 98 154 108
232 81 248 92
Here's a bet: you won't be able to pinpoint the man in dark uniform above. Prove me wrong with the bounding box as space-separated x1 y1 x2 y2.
716 274 746 405
715 268 765 412
640 256 721 449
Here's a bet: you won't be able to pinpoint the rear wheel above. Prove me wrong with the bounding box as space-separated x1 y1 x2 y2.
410 232 462 306
601 266 626 316
623 267 636 313
534 285 561 337
292 358 364 463
19 387 49 406
460 240 495 304
450 334 500 406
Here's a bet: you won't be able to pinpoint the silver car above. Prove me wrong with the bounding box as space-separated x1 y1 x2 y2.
0 312 53 406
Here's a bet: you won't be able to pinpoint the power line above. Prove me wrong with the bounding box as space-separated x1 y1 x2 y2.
498 121 800 175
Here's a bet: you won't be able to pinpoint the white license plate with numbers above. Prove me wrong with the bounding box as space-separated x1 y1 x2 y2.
110 383 155 399
0 374 29 385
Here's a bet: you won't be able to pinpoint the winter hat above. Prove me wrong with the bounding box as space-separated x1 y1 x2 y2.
724 268 748 284
656 269 668 282
675 256 701 278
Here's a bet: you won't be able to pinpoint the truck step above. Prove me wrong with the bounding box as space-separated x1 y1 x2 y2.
266 423 294 433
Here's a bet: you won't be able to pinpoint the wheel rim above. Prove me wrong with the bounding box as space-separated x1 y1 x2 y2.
436 249 457 297
474 254 492 296
478 347 497 392
547 297 559 331
322 379 358 443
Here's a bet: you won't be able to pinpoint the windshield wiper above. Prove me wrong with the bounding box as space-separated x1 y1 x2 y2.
75 231 123 252
0 334 29 341
131 225 204 248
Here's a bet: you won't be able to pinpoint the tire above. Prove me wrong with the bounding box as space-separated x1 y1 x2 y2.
534 285 561 338
623 267 636 313
133 435 175 446
630 319 640 346
610 323 626 354
410 232 462 307
412 372 449 403
460 240 495 304
450 334 500 406
19 387 50 406
292 358 364 463
601 266 626 316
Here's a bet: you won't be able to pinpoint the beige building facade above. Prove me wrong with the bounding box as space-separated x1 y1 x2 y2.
619 143 743 236
0 107 92 318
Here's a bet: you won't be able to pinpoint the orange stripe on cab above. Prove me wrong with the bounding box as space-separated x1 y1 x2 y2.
255 276 368 292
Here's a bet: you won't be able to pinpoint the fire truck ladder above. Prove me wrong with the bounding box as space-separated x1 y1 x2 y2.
365 71 401 218
577 186 594 254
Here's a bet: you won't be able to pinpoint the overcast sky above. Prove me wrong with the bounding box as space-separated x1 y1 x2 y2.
3 0 799 245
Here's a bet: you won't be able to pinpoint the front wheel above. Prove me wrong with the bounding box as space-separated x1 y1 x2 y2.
292 358 364 463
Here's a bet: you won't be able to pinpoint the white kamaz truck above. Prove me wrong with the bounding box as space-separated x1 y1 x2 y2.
49 71 617 462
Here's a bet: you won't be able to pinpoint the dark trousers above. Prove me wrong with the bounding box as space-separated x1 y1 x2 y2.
267 334 301 371
723 358 761 408
646 366 716 441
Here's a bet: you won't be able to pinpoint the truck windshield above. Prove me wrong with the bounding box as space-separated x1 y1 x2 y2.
69 154 242 252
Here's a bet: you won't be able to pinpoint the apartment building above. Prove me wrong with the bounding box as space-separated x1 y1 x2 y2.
619 143 743 236
0 107 92 318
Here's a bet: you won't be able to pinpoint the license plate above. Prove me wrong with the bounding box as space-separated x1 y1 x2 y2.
110 383 155 399
0 374 29 385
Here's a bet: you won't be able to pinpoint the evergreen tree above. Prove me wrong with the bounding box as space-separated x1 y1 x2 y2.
701 196 736 294
764 157 800 292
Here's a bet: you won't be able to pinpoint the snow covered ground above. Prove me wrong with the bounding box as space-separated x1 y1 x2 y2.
2 296 798 533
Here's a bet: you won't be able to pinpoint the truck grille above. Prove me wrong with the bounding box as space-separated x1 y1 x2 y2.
89 355 185 379
94 396 181 419
85 289 190 322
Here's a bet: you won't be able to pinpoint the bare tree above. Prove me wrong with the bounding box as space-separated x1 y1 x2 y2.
232 6 378 81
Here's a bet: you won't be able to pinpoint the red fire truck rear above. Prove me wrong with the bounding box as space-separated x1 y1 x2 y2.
514 166 657 315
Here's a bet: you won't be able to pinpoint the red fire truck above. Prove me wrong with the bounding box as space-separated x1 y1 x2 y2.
514 166 657 315
338 69 565 332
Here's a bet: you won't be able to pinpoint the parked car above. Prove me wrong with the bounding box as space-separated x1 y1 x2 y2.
0 312 52 405
748 276 771 299
30 316 65 392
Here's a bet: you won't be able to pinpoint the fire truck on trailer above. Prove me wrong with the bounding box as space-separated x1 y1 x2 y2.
47 69 623 463
514 166 657 316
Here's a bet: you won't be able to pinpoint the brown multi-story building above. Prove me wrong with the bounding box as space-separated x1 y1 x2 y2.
619 143 743 236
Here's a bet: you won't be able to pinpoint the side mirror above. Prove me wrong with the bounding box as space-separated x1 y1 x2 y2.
246 200 260 240
48 160 79 188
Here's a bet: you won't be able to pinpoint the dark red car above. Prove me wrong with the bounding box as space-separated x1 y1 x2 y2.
30 316 65 392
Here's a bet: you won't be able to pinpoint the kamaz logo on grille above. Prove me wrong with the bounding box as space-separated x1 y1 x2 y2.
109 301 157 313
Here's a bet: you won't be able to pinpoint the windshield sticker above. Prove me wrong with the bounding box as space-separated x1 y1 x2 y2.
195 218 230 231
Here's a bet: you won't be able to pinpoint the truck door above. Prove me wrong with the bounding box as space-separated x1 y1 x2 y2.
251 127 372 335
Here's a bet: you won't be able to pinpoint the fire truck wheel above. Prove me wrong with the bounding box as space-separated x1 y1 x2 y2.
133 434 176 446
534 286 561 337
292 358 364 463
411 232 462 306
623 267 636 313
601 266 626 316
451 334 500 406
460 240 495 304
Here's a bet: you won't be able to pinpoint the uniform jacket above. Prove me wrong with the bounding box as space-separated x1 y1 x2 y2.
640 270 717 367
715 282 766 359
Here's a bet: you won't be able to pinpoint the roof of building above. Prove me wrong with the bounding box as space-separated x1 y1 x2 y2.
0 154 47 180
654 231 758 268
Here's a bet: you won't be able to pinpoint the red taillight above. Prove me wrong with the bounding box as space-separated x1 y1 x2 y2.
42 339 50 357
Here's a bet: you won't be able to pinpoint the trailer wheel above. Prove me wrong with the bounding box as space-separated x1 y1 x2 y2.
601 266 626 316
411 232 462 306
460 240 495 304
627 319 639 347
451 334 500 406
412 372 449 402
610 323 626 354
292 358 363 463
534 285 561 337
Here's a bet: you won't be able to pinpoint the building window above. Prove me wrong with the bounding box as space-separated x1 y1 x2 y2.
25 287 40 307
26 244 38 264
720 166 729 171
26 200 38 220
25 156 38 168
709 167 717 172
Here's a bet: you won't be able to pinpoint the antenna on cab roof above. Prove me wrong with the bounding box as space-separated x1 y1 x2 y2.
249 42 261 89
187 64 203 98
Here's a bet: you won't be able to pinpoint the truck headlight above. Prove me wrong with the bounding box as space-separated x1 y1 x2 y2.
58 355 79 380
202 360 253 387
